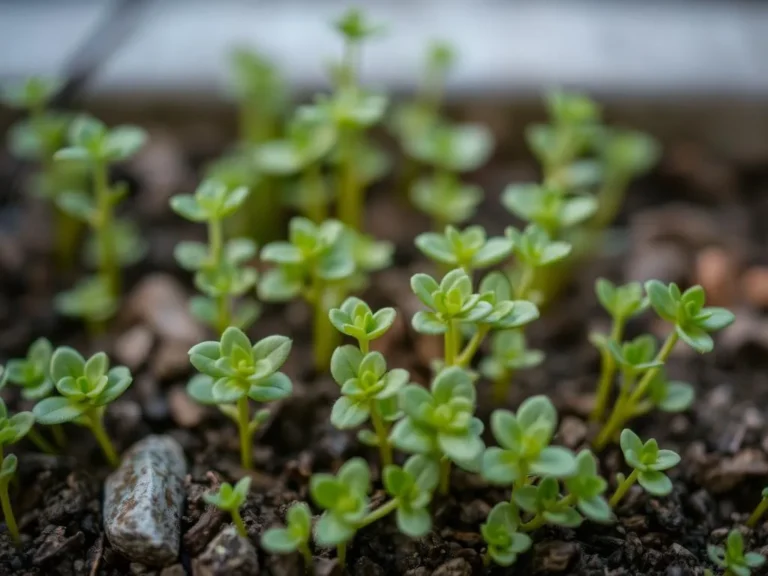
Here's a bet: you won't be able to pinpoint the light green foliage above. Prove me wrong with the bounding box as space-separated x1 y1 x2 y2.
415 225 512 273
383 455 439 537
0 399 34 449
616 429 680 498
33 347 131 466
747 487 768 528
607 335 664 376
481 502 532 567
482 396 576 486
410 177 483 226
310 458 371 546
596 279 648 322
171 179 259 333
563 450 613 523
187 328 292 469
204 477 251 537
329 297 396 352
4 338 54 400
506 224 572 269
502 183 597 236
513 477 582 528
411 269 492 335
0 453 20 544
54 276 117 324
479 330 543 383
55 114 146 167
476 273 540 331
644 370 695 414
261 501 313 565
708 530 765 576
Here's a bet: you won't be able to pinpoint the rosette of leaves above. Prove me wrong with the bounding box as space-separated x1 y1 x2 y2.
707 530 766 576
480 330 544 404
171 179 259 334
390 367 484 493
382 455 440 537
481 502 532 567
4 338 54 400
187 328 292 470
329 297 396 353
513 477 582 529
505 224 572 301
562 450 613 523
54 276 117 326
482 396 576 488
415 225 513 273
502 182 597 238
410 176 484 228
330 346 408 466
204 477 251 538
32 347 132 467
261 502 313 569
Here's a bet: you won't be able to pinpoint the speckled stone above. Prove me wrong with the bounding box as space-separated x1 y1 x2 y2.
103 435 187 566
192 526 260 576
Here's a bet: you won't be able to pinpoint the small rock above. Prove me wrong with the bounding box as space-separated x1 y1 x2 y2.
431 558 471 576
404 569 430 576
103 435 187 566
458 499 490 524
151 341 192 380
558 416 587 449
695 246 737 307
742 266 768 308
533 541 578 572
33 526 85 565
314 557 342 576
160 565 186 576
193 526 259 576
700 449 768 493
115 326 155 371
168 385 206 428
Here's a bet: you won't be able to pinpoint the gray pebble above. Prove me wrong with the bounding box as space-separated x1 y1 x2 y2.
104 435 187 566
193 526 260 576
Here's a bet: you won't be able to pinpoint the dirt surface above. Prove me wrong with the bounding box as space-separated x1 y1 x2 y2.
1 132 768 576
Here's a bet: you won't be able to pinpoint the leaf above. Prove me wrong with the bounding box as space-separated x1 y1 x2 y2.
650 449 681 471
675 324 713 354
221 327 252 358
539 242 572 265
481 447 518 485
105 126 147 160
212 377 246 403
84 352 108 383
638 470 673 496
7 412 34 441
415 233 456 265
560 196 598 227
577 496 613 523
330 345 363 386
389 418 435 454
438 430 484 463
96 366 133 405
370 308 396 338
261 527 299 553
248 372 292 402
645 280 677 322
338 458 371 495
186 374 218 405
51 347 85 382
313 512 355 546
330 396 370 428
189 341 223 376
697 307 735 332
69 115 106 147
658 382 694 412
472 237 514 268
410 274 439 308
530 446 577 477
396 507 432 538
252 335 292 371
490 410 522 452
33 397 87 425
174 242 209 271
544 507 583 527
619 429 643 458
404 455 440 492
258 268 303 301
56 191 95 222
412 311 446 335
516 395 557 434
170 195 208 222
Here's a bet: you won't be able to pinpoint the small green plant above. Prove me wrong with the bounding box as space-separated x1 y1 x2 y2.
482 396 576 489
33 347 132 467
481 502 532 567
204 477 251 538
329 346 408 467
389 367 484 494
505 224 572 301
0 399 34 544
595 281 734 449
187 328 292 470
382 455 439 537
171 179 259 334
747 487 768 528
707 530 765 576
562 450 613 523
502 182 597 239
54 115 147 328
609 429 680 507
329 297 396 353
261 501 313 569
415 225 513 273
480 330 544 404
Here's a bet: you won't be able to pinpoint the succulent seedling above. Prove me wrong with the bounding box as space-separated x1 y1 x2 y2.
707 530 765 576
204 477 251 538
0 399 34 544
32 347 132 467
562 450 613 523
481 502 532 567
187 328 292 470
502 182 597 239
747 487 768 528
171 178 259 334
513 476 582 529
482 396 576 489
415 225 513 274
505 224 572 301
329 297 396 353
609 429 680 507
480 330 544 404
329 346 408 466
390 367 484 494
261 501 314 569
411 176 484 229
382 455 440 537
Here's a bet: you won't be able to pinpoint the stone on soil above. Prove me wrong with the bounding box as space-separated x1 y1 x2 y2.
103 435 187 566
193 526 259 576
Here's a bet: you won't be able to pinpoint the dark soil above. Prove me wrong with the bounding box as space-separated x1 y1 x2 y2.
1 130 768 576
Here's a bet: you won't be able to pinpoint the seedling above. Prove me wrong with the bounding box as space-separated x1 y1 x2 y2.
382 455 440 537
389 367 484 494
513 477 581 529
609 429 680 507
502 182 597 239
562 450 613 523
480 330 544 404
505 224 572 301
747 487 768 528
171 179 259 334
33 347 132 467
54 115 147 325
329 297 396 353
261 501 313 570
0 399 34 544
204 477 251 538
411 176 484 229
329 346 408 466
707 530 765 576
481 502 532 567
482 396 576 489
415 225 513 273
595 281 734 449
187 328 292 470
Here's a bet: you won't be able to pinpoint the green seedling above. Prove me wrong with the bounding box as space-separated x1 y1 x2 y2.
204 477 251 538
329 297 396 353
589 279 649 422
502 182 597 239
708 530 766 576
0 399 34 544
595 281 734 449
505 224 572 301
382 455 440 538
747 487 768 528
187 328 292 470
481 502 532 567
261 501 314 570
482 396 576 489
171 179 259 334
54 115 147 325
389 367 484 494
33 347 132 467
609 429 680 507
562 450 613 523
480 330 544 404
54 276 117 331
411 176 483 229
415 225 513 273
329 346 408 466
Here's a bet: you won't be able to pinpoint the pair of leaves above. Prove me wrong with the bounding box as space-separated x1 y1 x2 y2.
707 530 765 576
310 458 370 546
55 276 117 322
481 502 532 567
506 225 572 269
55 115 147 164
4 338 54 400
415 225 512 272
329 297 396 345
170 179 250 223
502 183 597 234
204 477 251 512
476 273 540 330
383 455 439 537
619 429 680 496
479 330 544 381
261 502 312 554
410 176 483 225
405 122 493 173
595 279 648 321
0 399 34 448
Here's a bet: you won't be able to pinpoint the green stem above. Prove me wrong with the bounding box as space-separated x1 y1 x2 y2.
521 512 546 532
311 280 337 372
27 428 57 455
492 371 512 405
231 508 248 538
516 265 535 300
609 469 639 507
304 162 327 224
87 409 119 468
338 128 362 230
237 396 253 470
94 160 119 297
513 462 529 491
748 497 768 528
53 205 81 272
369 403 392 468
51 424 67 449
628 331 678 405
0 479 18 545
456 326 489 367
359 338 370 354
337 542 347 566
357 499 398 529
298 542 313 572
439 457 451 495
444 320 458 366
590 319 625 423
208 218 231 335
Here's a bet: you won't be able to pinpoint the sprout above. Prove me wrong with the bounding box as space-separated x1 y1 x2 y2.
505 224 572 300
481 503 532 567
389 367 484 494
707 530 765 576
410 176 483 228
747 487 768 528
171 179 259 334
480 330 543 404
513 477 582 529
609 430 680 507
187 328 292 470
482 396 576 489
382 455 440 537
415 225 513 273
204 477 251 538
0 398 34 544
562 450 613 523
261 502 313 570
329 297 396 353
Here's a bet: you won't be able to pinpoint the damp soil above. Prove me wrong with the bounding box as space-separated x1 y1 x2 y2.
1 132 768 576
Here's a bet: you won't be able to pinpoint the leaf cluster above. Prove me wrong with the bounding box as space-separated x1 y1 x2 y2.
3 338 55 400
707 530 765 576
481 503 532 566
204 477 251 512
619 429 680 496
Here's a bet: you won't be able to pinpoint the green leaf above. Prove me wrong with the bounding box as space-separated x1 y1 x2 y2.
338 458 371 494
51 347 85 382
676 324 713 354
638 470 673 496
330 345 363 386
187 374 217 405
517 395 557 432
170 195 207 222
473 237 514 268
258 268 303 301
438 430 484 463
104 125 147 160
221 327 252 358
56 191 95 222
261 527 299 553
544 507 583 528
252 335 292 371
248 372 292 402
412 311 447 335
482 447 519 485
33 396 87 425
577 496 613 523
645 280 677 322
619 429 643 458
490 410 521 451
389 418 435 454
310 475 343 509
530 446 577 477
410 274 439 308
96 366 133 405
396 507 432 538
212 378 246 403
174 242 209 271
651 450 681 471
189 341 223 377
330 396 370 428
313 512 355 546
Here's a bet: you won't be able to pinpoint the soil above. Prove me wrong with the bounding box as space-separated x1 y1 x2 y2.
1 130 768 576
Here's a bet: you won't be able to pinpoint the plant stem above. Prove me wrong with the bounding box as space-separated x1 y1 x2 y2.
521 512 545 532
609 469 639 508
444 320 458 366
93 160 119 297
513 462 529 491
748 497 768 528
337 542 347 566
54 205 81 272
482 550 492 567
237 396 253 470
628 331 679 405
359 338 370 354
27 428 57 455
231 508 248 538
516 265 535 300
357 499 398 529
369 403 392 468
51 424 67 449
208 217 231 335
338 128 362 230
298 542 313 572
0 479 18 545
304 162 327 224
87 409 119 468
590 319 625 423
311 280 337 372
456 326 489 367
439 457 451 495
